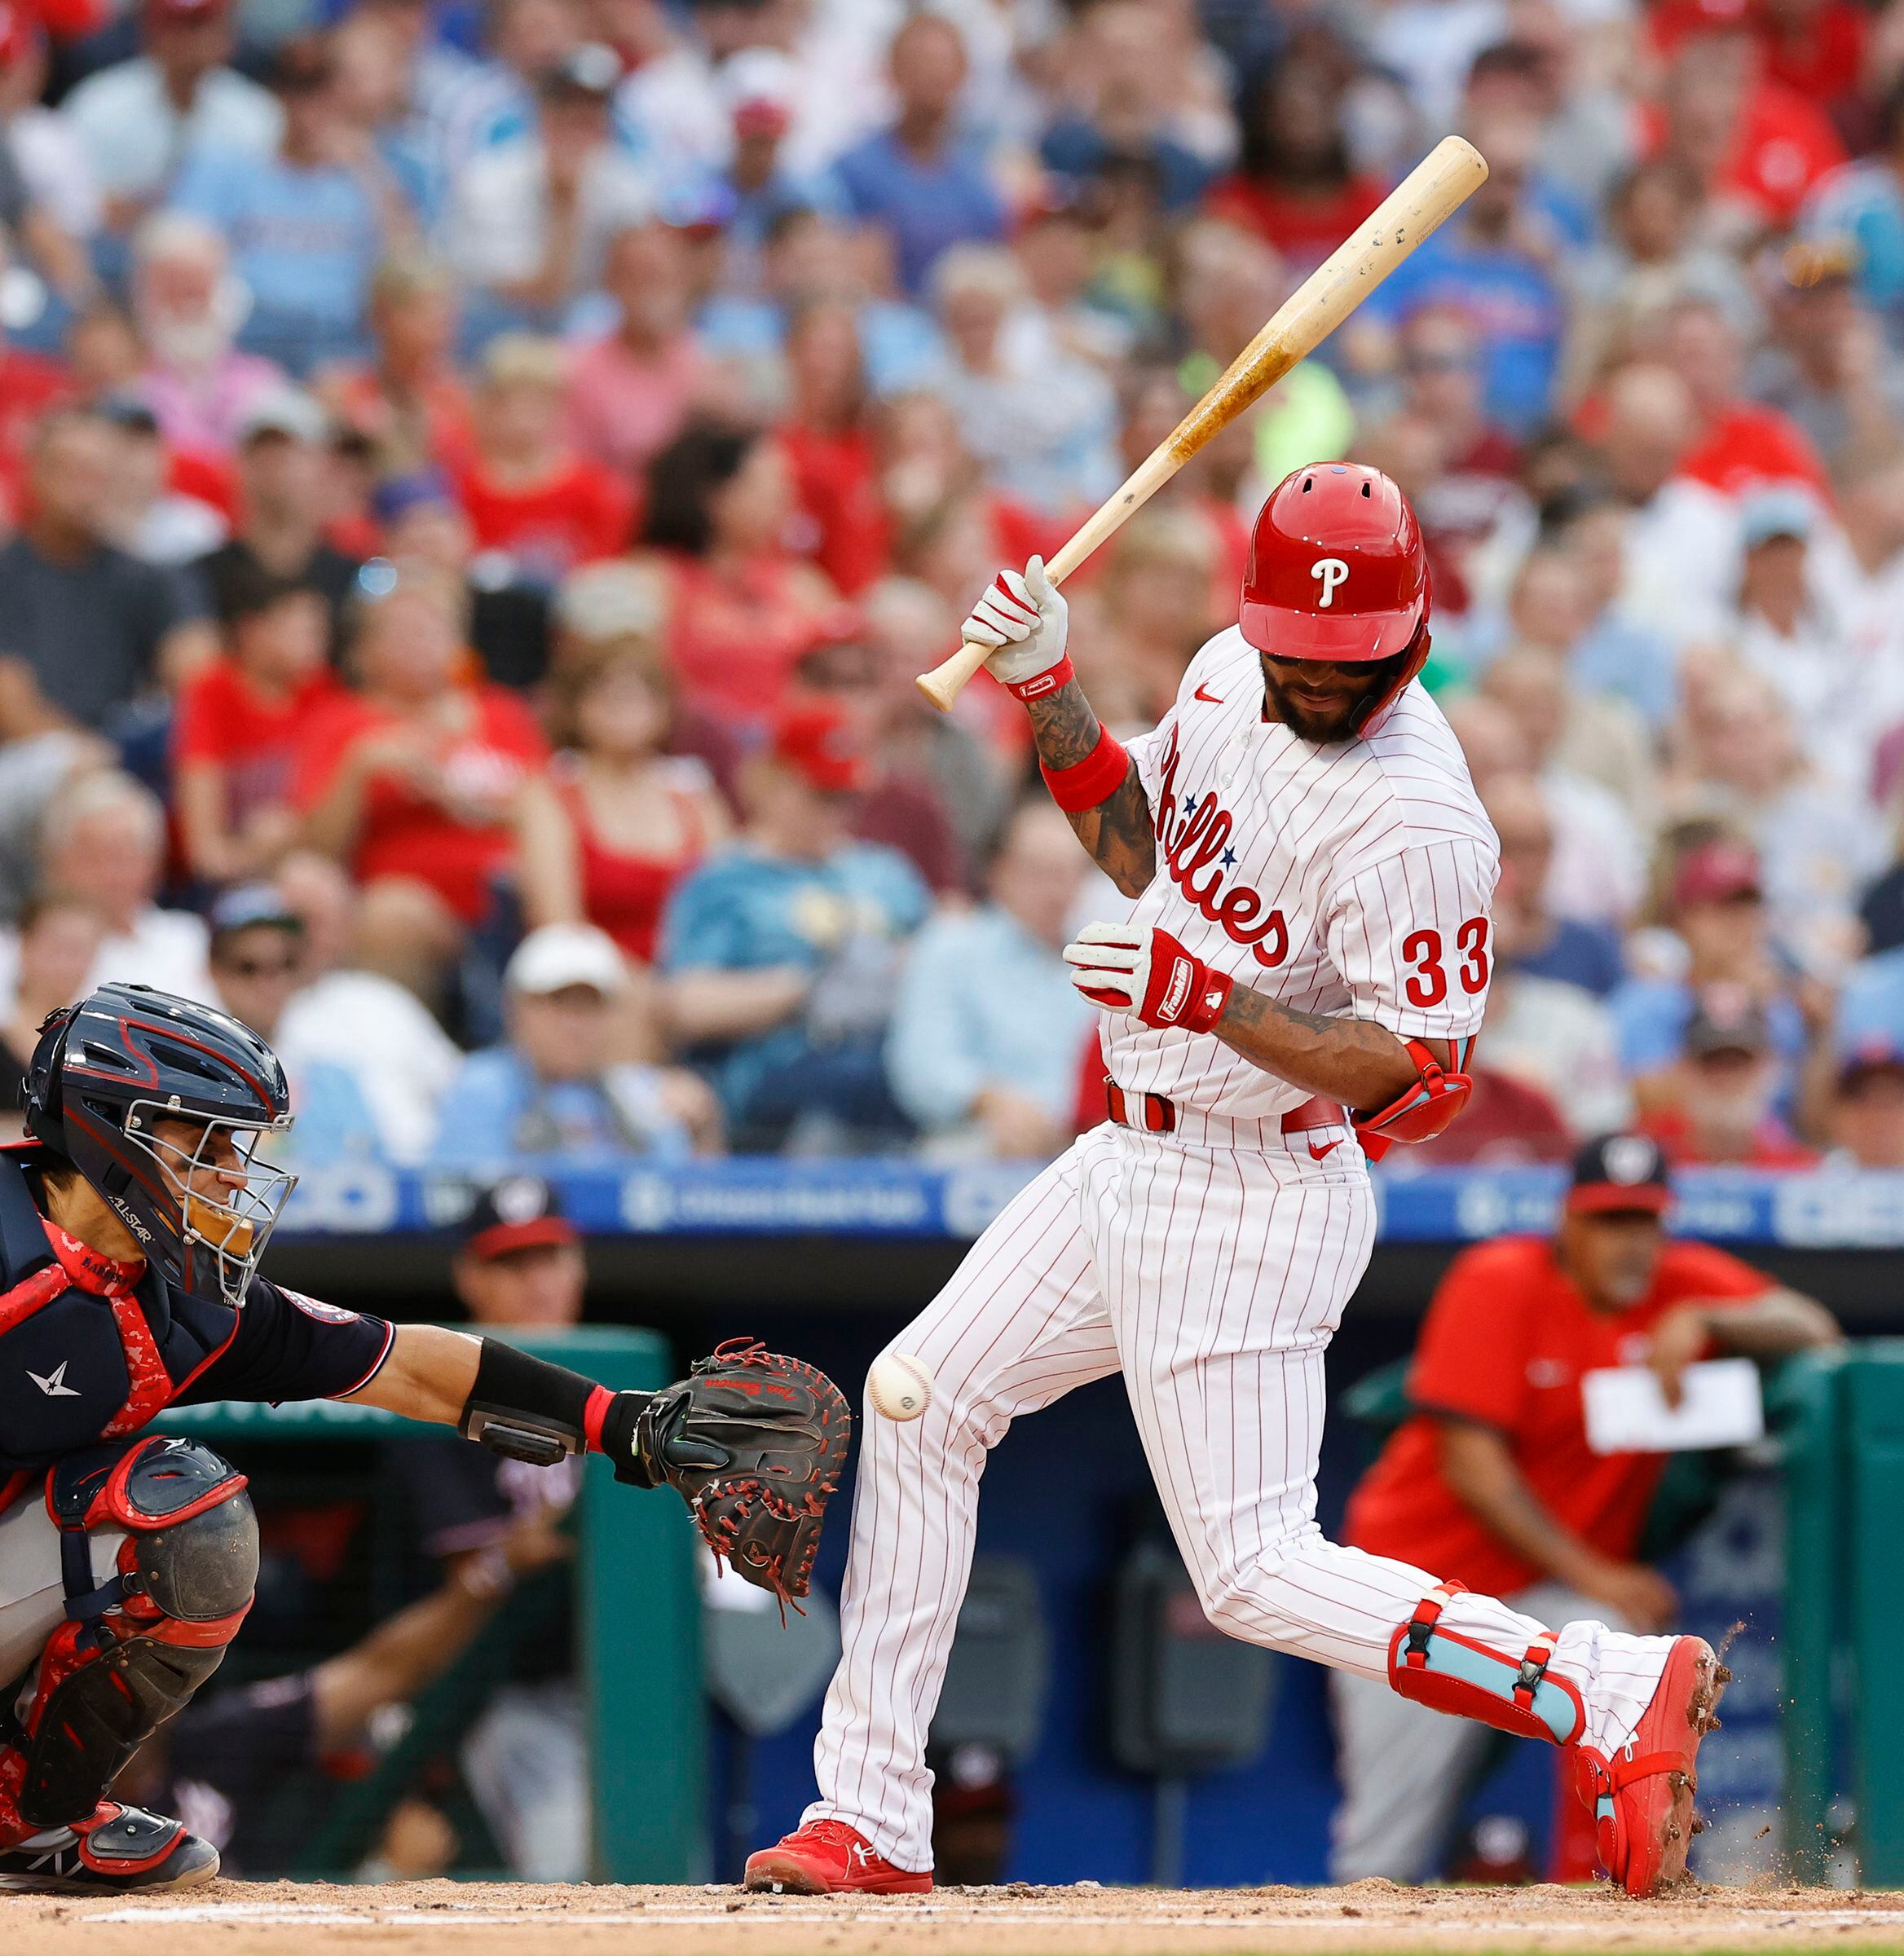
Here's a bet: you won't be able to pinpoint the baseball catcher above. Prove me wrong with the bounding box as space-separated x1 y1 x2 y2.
0 980 848 1893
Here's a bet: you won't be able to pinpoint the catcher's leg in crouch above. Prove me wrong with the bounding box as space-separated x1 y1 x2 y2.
746 1127 1726 1899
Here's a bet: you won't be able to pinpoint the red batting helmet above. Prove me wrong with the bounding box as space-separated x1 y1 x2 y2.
1239 463 1430 728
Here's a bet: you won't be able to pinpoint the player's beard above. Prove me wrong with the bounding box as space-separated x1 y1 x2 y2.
1258 653 1404 742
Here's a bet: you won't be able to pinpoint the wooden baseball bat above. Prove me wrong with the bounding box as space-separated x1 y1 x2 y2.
915 134 1489 711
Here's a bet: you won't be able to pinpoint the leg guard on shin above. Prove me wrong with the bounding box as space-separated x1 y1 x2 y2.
1386 1583 1584 1747
14 1439 258 1827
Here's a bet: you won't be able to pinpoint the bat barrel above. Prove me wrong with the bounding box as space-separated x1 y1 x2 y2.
1164 135 1488 462
912 135 1489 711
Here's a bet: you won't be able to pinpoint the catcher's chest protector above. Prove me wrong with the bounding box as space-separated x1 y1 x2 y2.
0 1153 240 1484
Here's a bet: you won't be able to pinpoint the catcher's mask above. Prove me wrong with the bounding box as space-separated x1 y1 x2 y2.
25 982 298 1308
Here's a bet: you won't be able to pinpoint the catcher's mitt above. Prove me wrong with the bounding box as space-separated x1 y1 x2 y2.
628 1339 851 1606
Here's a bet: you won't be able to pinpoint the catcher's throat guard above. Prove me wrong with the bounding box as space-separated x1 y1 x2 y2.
1352 1037 1473 1163
1387 1583 1584 1747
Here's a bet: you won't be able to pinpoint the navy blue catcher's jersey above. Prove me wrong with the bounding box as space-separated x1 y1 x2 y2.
0 1147 393 1475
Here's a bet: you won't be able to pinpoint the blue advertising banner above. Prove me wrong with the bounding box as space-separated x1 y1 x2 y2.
271 1160 1904 1248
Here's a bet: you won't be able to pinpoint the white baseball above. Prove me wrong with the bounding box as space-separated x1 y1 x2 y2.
867 1352 933 1421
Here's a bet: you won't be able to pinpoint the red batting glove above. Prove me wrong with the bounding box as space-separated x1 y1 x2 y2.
1062 922 1233 1033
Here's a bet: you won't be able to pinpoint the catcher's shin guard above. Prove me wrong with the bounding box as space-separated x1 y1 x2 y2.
7 1438 257 1832
1386 1583 1584 1747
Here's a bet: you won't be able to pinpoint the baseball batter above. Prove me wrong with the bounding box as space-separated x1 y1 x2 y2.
747 465 1726 1901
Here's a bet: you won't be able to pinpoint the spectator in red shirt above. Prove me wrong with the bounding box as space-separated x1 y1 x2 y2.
172 558 340 884
514 633 729 965
293 566 549 1002
1647 16 1844 232
1756 0 1867 131
316 253 474 477
1333 1133 1838 1883
645 418 836 738
778 297 890 597
0 233 69 521
1656 293 1831 500
1203 48 1382 274
453 333 634 587
565 220 707 481
1637 985 1821 1168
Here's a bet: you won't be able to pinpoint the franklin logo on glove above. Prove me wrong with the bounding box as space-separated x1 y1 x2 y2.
1160 960 1192 1022
1064 922 1235 1035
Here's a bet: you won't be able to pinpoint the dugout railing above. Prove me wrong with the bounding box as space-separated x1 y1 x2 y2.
154 1325 708 1883
1775 1341 1904 1887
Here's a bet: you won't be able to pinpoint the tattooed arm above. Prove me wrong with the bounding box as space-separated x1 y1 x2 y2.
1205 842 1487 1108
959 555 1158 896
1025 681 1157 896
1210 986 1460 1112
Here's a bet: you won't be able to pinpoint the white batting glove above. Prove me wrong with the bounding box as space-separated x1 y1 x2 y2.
1064 921 1150 1014
1064 921 1233 1033
959 556 1069 692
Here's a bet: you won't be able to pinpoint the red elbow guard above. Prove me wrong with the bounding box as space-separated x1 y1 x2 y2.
1041 727 1132 814
1353 1037 1474 1163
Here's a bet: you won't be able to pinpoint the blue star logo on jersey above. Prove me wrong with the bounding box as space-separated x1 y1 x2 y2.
1221 848 1237 869
1183 795 1197 816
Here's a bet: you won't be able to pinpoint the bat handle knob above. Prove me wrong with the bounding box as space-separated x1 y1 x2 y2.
915 636 992 712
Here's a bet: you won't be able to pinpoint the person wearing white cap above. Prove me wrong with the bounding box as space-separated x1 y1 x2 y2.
428 923 720 1165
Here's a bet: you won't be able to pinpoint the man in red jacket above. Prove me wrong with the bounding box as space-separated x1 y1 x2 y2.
1333 1133 1839 1883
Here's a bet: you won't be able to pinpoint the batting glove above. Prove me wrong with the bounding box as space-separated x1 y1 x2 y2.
960 556 1069 693
1064 922 1234 1033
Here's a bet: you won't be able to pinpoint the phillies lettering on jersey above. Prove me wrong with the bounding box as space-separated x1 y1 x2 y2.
1104 626 1499 1124
1153 733 1290 969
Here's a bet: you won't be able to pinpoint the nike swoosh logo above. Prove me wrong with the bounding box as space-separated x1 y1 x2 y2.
1308 1139 1341 1161
1194 685 1224 703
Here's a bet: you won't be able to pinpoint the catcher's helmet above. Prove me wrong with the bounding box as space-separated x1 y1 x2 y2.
1239 463 1430 729
25 982 297 1309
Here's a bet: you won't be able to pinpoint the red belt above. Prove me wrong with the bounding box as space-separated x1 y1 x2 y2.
1104 1082 1345 1137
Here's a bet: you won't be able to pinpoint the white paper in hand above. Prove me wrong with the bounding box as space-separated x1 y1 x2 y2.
1580 1358 1765 1456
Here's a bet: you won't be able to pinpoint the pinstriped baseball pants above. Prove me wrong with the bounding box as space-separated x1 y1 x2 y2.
805 1124 1677 1873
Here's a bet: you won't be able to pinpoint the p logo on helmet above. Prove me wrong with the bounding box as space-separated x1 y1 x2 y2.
1311 558 1350 608
1237 464 1433 734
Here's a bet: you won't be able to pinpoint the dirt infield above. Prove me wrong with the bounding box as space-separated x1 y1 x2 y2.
13 1878 1904 1956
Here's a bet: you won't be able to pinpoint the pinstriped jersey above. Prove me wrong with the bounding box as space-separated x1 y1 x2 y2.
1104 626 1500 1122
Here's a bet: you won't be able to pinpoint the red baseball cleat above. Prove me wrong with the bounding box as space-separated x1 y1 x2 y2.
743 1819 932 1895
1575 1635 1729 1897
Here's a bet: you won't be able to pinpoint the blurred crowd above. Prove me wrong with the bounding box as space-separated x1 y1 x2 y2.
6 0 1904 1168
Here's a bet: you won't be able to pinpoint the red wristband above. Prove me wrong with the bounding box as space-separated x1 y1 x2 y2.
582 1384 614 1452
1007 657 1074 702
1041 727 1131 813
